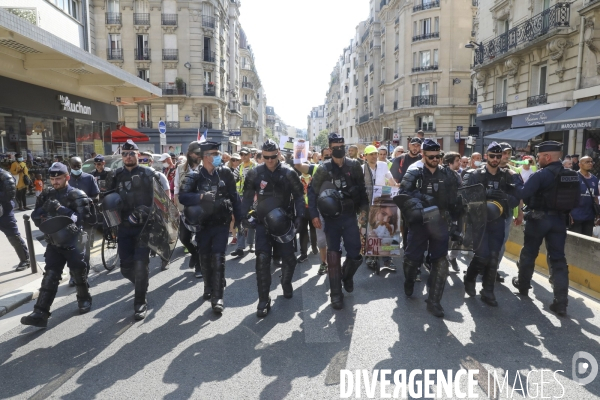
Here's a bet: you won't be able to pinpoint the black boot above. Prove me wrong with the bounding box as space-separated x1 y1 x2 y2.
280 254 297 299
120 262 135 284
211 253 226 313
133 261 149 320
71 268 92 313
188 245 198 269
342 255 363 293
200 254 212 299
464 256 487 297
426 257 449 318
255 253 272 317
549 298 568 316
327 251 344 309
480 254 499 307
21 270 61 328
8 234 30 271
402 257 421 297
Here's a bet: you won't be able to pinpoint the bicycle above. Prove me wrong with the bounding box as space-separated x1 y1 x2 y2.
101 225 119 271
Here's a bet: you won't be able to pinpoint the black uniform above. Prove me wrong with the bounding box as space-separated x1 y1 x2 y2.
69 171 100 276
91 167 113 195
242 156 304 317
179 163 241 312
0 168 30 271
308 134 369 310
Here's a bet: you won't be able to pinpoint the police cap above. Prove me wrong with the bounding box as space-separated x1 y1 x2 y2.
49 162 69 177
487 141 503 154
199 141 220 153
328 133 344 144
536 141 563 153
122 139 139 150
410 137 423 144
422 138 440 151
93 155 105 162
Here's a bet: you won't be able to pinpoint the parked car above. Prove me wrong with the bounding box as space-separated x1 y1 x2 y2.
82 154 163 174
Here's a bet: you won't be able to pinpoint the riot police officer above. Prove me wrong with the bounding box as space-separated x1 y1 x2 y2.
308 133 369 310
21 162 93 328
103 140 156 320
513 141 581 316
463 142 521 307
179 141 242 313
396 139 460 318
242 139 305 317
90 155 112 195
0 167 30 271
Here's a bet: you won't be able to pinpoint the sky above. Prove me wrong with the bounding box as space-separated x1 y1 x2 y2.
239 0 368 130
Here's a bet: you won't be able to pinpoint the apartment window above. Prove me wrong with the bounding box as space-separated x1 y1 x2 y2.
434 17 439 33
499 19 509 34
107 0 119 13
413 21 417 36
419 82 430 96
139 104 151 124
420 51 430 67
204 71 212 86
469 114 476 127
395 58 399 76
412 52 417 68
497 77 508 103
395 89 399 101
48 0 81 20
433 82 438 95
433 49 439 65
539 65 547 95
138 69 150 82
420 19 431 35
418 115 434 131
347 68 350 78
350 126 353 138
166 104 179 123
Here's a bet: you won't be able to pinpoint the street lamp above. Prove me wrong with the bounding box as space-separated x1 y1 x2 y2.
464 41 482 49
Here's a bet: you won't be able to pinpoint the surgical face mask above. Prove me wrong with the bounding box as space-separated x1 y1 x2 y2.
212 155 222 167
17 158 23 162
331 147 346 158
324 156 332 160
162 162 169 168
474 161 482 167
71 169 82 176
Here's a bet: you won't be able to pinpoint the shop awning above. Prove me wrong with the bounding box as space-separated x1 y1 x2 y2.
111 126 149 143
483 126 545 142
544 99 600 131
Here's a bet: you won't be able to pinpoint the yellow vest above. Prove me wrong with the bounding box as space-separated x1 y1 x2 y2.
236 160 257 194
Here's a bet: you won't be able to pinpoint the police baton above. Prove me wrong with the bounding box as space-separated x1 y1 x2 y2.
22 215 39 274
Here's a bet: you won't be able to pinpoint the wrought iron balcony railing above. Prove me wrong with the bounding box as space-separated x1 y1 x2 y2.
166 121 179 129
199 122 213 129
204 86 216 96
162 49 178 60
474 3 570 66
242 101 250 106
493 102 508 113
411 95 437 107
412 64 439 72
417 127 436 132
203 51 216 63
162 14 177 26
157 82 187 95
242 82 254 89
241 121 256 128
412 32 439 42
138 120 152 128
202 15 215 29
134 13 149 25
105 12 121 25
359 114 369 124
527 93 548 107
413 0 440 13
134 48 151 61
469 94 477 105
107 48 123 60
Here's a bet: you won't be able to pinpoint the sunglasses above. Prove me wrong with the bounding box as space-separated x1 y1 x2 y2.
487 154 502 159
263 154 278 160
122 151 137 157
426 155 442 160
138 158 150 163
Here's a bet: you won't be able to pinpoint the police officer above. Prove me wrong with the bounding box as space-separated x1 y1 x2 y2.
462 142 521 307
179 141 241 313
103 140 156 320
22 163 93 328
0 167 30 271
90 155 112 194
512 141 581 316
242 139 305 317
308 133 369 310
397 139 460 318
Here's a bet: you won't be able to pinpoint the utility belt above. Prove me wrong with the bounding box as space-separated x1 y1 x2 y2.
46 226 85 250
524 209 565 221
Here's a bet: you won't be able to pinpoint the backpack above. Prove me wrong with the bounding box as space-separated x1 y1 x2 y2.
545 167 581 212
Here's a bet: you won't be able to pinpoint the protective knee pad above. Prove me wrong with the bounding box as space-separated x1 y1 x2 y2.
466 255 488 282
120 262 135 283
255 252 272 301
133 261 149 305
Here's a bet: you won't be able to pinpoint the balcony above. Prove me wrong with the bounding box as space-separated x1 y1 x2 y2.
469 94 477 105
411 95 437 107
359 114 370 124
138 120 152 128
241 121 256 128
134 48 151 61
493 102 508 113
229 101 240 113
161 14 177 26
527 94 548 107
204 86 216 96
242 101 250 106
202 15 216 29
203 51 216 63
474 3 570 66
380 105 384 113
241 63 252 70
413 0 440 12
242 82 254 90
133 13 150 25
393 100 398 110
416 127 436 132
107 48 123 60
199 122 213 129
105 12 121 25
162 49 178 60
369 87 374 96
412 64 439 73
412 32 439 42
157 82 187 95
166 121 180 129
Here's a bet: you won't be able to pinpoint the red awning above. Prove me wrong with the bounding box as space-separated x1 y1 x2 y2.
111 125 150 143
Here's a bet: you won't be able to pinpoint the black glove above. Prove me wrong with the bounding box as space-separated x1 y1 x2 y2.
486 188 506 201
294 216 303 231
449 223 463 244
403 198 424 224
43 199 61 213
242 216 256 230
128 205 151 225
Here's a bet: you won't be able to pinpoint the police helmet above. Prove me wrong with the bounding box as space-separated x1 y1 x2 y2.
101 192 123 227
182 204 206 232
317 189 343 218
49 224 80 248
262 139 279 152
263 207 295 243
486 200 503 221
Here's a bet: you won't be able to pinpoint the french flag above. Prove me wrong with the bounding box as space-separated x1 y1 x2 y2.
198 128 208 143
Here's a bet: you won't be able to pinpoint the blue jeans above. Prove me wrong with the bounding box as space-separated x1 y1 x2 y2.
237 227 255 250
498 215 513 261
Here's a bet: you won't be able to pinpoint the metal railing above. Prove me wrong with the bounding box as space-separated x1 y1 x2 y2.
105 12 121 25
413 0 440 12
134 48 151 61
527 93 548 107
162 14 177 25
204 86 216 96
204 51 216 63
242 101 250 106
242 82 254 89
412 32 439 42
412 64 439 72
493 102 508 113
241 121 256 128
359 114 369 124
202 15 215 29
166 121 179 128
134 13 149 25
411 95 437 106
199 122 213 129
107 48 123 60
417 127 436 132
138 120 152 128
469 93 477 105
162 49 178 60
157 82 187 95
474 3 570 66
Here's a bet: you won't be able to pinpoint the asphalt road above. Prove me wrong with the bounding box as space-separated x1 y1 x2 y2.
0 247 599 399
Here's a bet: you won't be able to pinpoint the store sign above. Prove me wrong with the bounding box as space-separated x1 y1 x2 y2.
58 95 91 115
230 131 241 137
511 108 567 128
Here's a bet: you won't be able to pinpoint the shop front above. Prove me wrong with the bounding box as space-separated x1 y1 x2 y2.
0 76 117 170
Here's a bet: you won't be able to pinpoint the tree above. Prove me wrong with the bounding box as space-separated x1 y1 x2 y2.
264 127 277 142
313 129 329 151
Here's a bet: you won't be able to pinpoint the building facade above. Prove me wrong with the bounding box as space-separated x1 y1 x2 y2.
307 104 326 141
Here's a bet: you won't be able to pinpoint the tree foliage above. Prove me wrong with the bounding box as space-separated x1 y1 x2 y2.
313 129 329 150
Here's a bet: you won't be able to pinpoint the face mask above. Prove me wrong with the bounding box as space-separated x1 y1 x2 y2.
331 147 346 158
324 156 332 161
17 158 23 162
162 162 169 168
71 169 82 176
212 155 222 167
474 161 482 167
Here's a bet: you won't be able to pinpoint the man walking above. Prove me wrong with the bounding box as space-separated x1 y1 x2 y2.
569 156 599 236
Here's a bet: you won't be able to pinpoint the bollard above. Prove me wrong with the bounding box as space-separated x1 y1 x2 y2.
22 215 38 274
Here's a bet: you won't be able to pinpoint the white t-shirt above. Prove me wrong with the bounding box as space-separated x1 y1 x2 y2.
364 161 395 186
519 167 534 183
